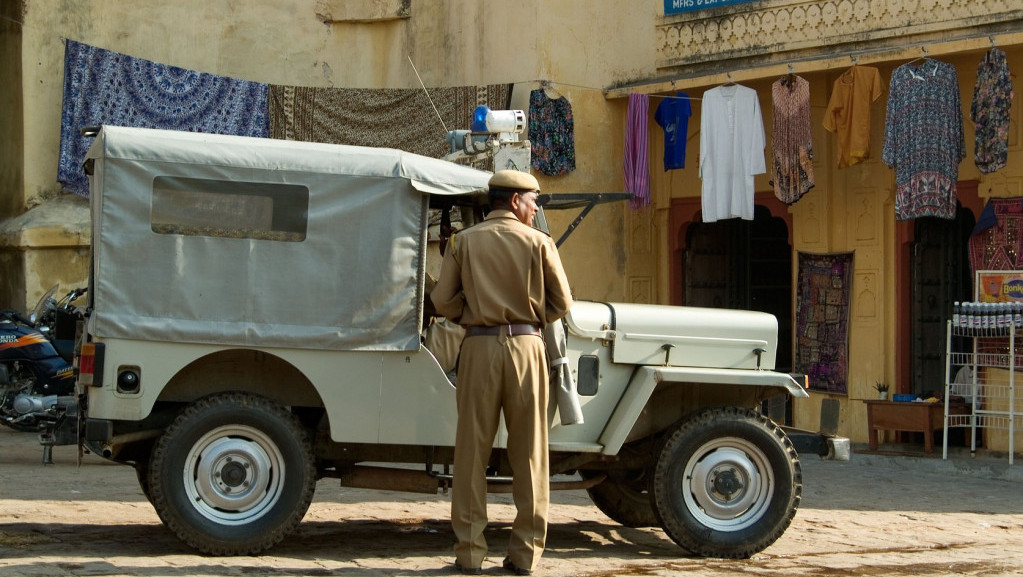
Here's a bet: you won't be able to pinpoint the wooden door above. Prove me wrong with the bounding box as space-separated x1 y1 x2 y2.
909 206 976 396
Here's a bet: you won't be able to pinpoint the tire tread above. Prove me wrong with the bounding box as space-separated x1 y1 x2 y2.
651 406 802 559
148 392 316 555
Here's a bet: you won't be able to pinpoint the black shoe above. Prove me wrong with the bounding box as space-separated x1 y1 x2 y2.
454 562 482 576
502 557 531 576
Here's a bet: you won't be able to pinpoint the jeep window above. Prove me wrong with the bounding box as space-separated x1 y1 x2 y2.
151 176 308 242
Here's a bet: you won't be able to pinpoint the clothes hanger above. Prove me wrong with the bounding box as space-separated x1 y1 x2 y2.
783 64 797 88
721 72 736 87
904 47 935 80
904 47 932 67
839 55 860 77
986 36 1002 59
540 79 563 99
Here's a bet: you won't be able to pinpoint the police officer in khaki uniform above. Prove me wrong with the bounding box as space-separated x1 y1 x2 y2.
431 170 573 575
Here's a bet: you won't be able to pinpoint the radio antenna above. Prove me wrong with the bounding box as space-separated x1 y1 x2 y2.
407 55 447 133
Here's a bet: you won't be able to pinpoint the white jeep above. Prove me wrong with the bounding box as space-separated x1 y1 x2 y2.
52 125 843 560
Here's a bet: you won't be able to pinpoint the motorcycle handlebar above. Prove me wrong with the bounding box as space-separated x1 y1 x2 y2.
0 308 34 326
58 287 88 309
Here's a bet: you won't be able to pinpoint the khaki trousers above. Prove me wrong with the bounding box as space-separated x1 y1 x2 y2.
451 332 549 571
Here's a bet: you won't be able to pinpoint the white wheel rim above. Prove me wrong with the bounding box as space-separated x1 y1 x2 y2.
682 438 774 531
183 424 285 525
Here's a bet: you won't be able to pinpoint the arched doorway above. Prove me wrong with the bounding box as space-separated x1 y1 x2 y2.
896 181 982 396
670 196 794 372
908 205 976 396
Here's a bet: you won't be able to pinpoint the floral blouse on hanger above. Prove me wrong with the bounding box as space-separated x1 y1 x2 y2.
971 47 1015 174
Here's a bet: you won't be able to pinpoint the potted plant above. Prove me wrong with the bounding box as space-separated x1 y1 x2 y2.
874 381 889 401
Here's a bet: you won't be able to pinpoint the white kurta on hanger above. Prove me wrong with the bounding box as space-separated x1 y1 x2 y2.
699 84 766 222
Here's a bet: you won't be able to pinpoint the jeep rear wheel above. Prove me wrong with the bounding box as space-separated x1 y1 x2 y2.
651 406 801 558
582 469 659 528
148 392 316 555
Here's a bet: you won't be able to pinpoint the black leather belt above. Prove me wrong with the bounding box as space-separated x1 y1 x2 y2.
466 324 541 337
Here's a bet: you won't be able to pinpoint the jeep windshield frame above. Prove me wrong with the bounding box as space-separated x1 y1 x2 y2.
428 192 632 247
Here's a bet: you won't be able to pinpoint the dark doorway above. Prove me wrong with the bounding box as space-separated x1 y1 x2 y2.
909 204 976 397
681 205 794 372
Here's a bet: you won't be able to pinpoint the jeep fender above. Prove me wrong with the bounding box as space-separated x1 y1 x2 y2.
597 366 808 456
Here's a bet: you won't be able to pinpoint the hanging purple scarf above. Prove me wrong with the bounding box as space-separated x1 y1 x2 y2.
59 39 269 197
625 94 650 208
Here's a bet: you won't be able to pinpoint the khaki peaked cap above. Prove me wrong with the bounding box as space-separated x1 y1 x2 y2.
488 170 540 192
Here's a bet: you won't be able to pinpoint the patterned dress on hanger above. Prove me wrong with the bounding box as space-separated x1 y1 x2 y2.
772 75 815 204
882 59 965 220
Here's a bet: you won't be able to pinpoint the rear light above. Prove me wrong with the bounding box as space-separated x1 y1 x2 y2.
77 342 105 387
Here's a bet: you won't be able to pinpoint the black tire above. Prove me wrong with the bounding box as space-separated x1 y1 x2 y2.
148 392 316 555
582 469 659 528
651 406 801 558
134 463 152 504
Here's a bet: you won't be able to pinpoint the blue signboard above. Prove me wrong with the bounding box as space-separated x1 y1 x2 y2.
665 0 759 15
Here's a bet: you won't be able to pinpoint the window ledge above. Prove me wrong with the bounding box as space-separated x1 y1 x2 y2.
315 0 411 24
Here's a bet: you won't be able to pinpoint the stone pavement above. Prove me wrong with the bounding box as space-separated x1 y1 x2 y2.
2 426 1023 576
851 442 1023 483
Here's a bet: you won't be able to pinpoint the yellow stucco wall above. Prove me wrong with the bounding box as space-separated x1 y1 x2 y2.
3 0 1021 449
2 0 656 310
636 42 1023 445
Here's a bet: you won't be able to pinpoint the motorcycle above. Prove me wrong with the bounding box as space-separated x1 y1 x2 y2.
0 285 87 432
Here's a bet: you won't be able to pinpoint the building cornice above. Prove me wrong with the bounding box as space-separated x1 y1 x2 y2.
607 0 1023 97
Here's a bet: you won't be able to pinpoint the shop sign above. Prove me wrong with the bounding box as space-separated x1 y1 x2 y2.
976 270 1023 302
664 0 759 15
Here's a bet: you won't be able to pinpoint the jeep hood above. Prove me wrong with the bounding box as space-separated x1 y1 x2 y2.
565 301 778 370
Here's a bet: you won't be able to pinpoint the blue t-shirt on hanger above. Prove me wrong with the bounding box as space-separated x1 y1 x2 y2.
654 91 692 171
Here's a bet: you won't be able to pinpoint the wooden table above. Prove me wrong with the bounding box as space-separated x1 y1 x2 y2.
863 400 966 453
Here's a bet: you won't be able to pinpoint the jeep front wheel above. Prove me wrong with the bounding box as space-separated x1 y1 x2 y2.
651 406 801 558
148 392 316 555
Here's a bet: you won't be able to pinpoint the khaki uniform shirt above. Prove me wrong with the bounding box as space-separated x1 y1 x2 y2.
431 210 573 327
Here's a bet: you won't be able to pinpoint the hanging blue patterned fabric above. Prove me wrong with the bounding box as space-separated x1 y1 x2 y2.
971 48 1014 174
528 88 575 176
58 39 269 197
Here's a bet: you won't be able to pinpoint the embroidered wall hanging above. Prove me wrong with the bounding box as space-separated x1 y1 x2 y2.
795 251 853 394
969 197 1023 275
